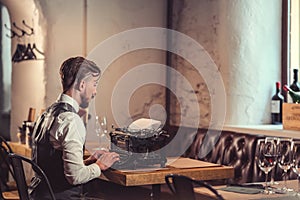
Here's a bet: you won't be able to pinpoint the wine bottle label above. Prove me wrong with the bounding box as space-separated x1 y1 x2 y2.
271 100 280 113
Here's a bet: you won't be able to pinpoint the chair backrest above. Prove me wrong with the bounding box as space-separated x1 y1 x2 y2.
8 153 56 200
0 136 15 191
165 174 224 200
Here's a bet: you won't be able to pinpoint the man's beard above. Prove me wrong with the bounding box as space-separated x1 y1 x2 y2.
80 101 89 109
80 96 89 108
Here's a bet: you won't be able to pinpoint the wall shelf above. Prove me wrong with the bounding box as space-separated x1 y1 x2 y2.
223 124 300 139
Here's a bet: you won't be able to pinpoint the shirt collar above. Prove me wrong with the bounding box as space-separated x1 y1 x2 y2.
57 94 80 113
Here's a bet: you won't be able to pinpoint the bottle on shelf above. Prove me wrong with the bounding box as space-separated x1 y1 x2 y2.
95 116 110 151
290 69 300 91
271 82 284 124
283 85 300 103
289 69 300 103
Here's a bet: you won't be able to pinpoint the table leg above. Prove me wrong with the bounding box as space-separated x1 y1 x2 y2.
150 184 161 200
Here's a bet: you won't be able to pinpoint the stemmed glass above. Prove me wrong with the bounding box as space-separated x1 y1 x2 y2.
257 138 277 194
277 138 293 193
292 141 300 195
95 116 110 151
265 137 280 186
100 116 108 135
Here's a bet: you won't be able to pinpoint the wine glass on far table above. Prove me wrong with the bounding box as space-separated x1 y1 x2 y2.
265 137 280 186
292 141 300 195
257 139 277 194
277 138 294 193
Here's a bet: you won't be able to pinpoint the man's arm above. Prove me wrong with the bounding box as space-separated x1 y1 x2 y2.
57 113 101 185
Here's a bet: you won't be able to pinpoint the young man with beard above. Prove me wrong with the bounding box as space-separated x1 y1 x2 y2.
30 56 119 199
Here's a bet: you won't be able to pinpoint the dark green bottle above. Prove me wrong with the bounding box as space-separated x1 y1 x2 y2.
290 69 300 91
284 85 300 103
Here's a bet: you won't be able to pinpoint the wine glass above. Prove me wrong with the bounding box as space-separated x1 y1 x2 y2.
257 139 277 194
100 116 108 135
292 141 300 195
95 116 110 151
277 138 293 193
265 137 280 186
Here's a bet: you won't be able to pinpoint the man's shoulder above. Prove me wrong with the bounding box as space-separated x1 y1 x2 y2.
50 102 77 114
57 111 82 123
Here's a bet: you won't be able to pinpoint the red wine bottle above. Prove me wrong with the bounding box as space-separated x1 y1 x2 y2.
271 82 283 124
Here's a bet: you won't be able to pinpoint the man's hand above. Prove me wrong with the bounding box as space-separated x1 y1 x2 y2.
84 149 108 165
95 152 120 171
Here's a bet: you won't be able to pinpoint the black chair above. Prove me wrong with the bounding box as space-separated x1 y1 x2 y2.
0 136 19 200
0 136 15 189
8 153 56 200
165 174 224 200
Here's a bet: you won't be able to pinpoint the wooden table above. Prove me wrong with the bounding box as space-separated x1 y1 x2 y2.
8 142 234 200
99 158 234 200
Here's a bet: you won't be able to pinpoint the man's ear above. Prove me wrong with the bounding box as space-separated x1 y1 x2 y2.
79 80 85 91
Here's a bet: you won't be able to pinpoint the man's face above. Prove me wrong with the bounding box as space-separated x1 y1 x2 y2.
80 75 100 108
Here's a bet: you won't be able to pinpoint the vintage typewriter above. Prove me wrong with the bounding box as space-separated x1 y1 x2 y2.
110 124 169 170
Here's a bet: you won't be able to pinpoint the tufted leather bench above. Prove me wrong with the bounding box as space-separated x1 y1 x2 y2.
186 129 263 183
166 126 300 184
166 126 265 184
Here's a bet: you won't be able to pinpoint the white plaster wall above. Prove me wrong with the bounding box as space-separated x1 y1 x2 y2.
1 0 283 140
38 0 167 129
219 0 281 125
86 0 167 128
170 0 219 128
1 0 167 140
38 0 84 106
170 0 282 127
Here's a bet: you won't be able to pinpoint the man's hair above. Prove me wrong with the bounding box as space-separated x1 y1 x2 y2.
59 56 101 93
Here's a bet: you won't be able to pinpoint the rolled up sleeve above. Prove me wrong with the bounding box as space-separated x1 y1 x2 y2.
54 113 101 185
